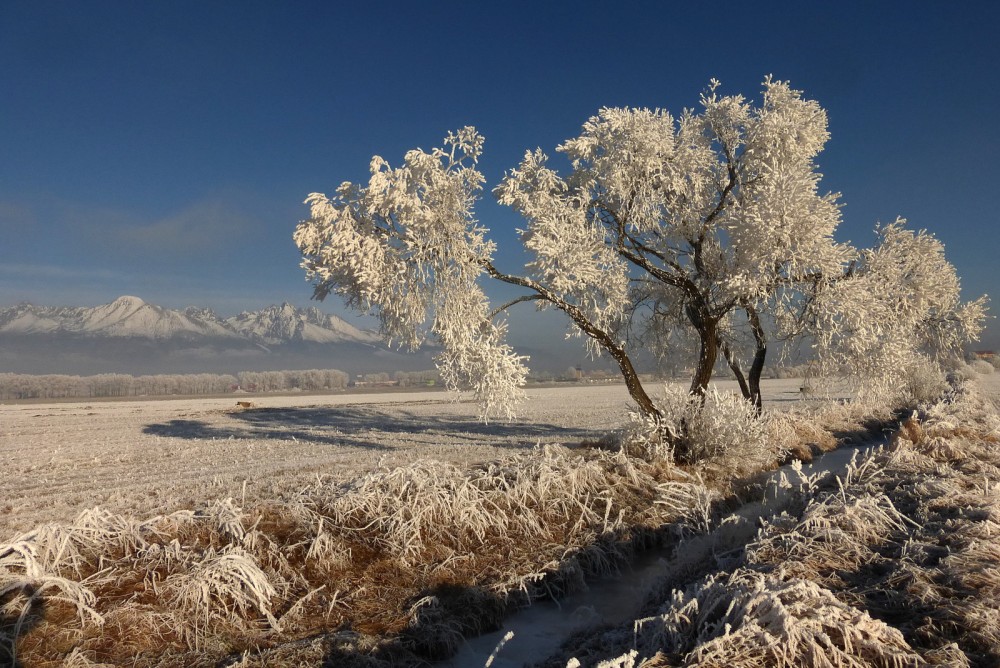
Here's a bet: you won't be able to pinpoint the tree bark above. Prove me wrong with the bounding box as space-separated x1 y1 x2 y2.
746 346 766 413
745 306 768 415
608 345 660 419
687 305 719 398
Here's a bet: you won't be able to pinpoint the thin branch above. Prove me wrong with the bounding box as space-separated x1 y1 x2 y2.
488 294 544 320
721 341 751 398
591 198 699 298
694 143 739 274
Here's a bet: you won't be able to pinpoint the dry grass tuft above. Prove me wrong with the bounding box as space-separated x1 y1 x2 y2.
163 547 280 644
631 569 922 667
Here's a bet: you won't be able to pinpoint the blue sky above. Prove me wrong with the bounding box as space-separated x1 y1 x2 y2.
2 1 999 350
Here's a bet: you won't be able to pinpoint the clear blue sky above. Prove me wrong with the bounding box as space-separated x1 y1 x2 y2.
2 0 999 349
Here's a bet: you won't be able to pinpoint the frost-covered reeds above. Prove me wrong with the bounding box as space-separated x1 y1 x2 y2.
568 380 1000 667
0 439 710 666
0 383 906 666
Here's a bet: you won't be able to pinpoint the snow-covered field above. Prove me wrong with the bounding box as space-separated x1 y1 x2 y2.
0 379 775 538
3 374 998 666
0 380 819 540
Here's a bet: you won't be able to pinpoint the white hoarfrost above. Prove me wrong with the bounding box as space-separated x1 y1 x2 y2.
295 77 986 420
296 128 528 420
807 219 989 402
624 384 775 465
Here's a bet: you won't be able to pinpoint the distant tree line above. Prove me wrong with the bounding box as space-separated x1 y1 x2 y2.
0 368 357 400
235 369 350 393
393 370 441 387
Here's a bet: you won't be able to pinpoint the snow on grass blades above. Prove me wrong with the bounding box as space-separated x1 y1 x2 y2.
4 381 980 665
565 380 1000 667
0 437 716 665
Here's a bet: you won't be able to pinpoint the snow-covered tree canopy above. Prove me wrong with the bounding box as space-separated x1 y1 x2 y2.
294 128 527 420
807 219 989 399
295 78 987 421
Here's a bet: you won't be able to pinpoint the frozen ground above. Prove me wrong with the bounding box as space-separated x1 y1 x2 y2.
977 369 1000 402
446 374 1000 667
4 374 998 666
0 379 813 540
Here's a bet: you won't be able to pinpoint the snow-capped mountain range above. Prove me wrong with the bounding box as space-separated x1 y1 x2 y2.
0 295 381 346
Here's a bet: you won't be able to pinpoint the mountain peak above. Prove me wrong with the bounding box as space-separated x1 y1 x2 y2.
106 295 147 313
225 301 378 345
0 297 379 346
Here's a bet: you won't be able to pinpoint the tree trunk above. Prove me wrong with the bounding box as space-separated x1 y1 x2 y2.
745 305 768 415
609 346 660 420
688 308 719 398
722 341 766 415
746 345 766 414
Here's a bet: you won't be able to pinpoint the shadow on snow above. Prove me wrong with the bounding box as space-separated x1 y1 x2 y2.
142 405 600 451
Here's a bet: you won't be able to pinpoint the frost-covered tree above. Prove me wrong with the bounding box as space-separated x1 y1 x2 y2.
492 77 854 414
805 219 988 401
294 77 985 422
294 127 528 420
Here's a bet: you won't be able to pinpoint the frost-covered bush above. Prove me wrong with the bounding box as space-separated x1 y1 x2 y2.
901 362 949 405
951 363 979 383
847 352 958 409
970 359 995 375
623 385 778 465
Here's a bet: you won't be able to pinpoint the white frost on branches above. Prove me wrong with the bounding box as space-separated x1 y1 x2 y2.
494 77 858 408
294 78 987 420
808 218 988 401
294 128 527 419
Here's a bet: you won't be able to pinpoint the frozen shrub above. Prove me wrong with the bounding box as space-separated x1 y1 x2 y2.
623 385 779 466
951 363 978 382
970 359 994 375
923 378 1000 440
902 362 949 405
620 409 675 462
